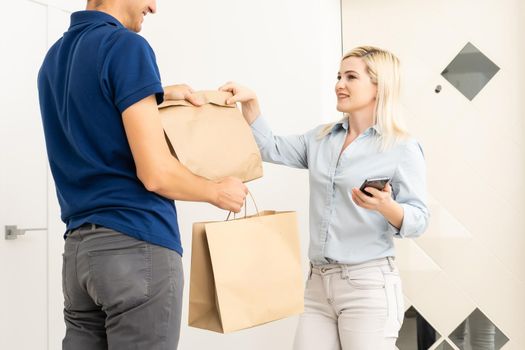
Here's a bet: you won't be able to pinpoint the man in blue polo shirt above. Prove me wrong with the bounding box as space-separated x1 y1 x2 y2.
38 1 248 349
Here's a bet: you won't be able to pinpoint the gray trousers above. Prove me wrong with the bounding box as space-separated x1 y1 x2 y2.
62 224 184 350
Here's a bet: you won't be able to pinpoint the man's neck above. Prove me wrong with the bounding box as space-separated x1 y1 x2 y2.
86 0 106 11
86 1 124 27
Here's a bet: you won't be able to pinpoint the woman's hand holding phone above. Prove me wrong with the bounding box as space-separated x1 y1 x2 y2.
352 181 394 212
352 178 404 229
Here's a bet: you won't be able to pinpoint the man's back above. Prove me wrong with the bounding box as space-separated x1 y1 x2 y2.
38 10 182 254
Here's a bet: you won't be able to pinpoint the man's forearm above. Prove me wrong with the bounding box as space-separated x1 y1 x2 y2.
142 157 217 204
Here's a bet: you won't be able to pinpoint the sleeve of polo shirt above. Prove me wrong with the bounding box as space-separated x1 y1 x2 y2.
388 139 430 238
250 116 309 169
102 31 164 113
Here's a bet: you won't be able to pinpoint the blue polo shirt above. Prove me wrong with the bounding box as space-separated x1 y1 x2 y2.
37 10 183 255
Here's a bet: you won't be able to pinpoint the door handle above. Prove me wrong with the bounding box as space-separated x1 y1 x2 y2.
4 225 47 240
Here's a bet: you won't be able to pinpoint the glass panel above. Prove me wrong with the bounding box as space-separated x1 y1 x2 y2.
441 42 500 100
449 308 509 350
434 340 456 350
396 306 441 350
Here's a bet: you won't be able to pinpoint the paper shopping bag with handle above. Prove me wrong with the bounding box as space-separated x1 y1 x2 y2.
188 200 304 333
159 90 263 182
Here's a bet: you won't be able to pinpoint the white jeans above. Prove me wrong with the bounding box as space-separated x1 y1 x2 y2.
293 257 404 350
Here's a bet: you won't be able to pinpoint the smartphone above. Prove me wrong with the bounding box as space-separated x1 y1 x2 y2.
359 177 391 197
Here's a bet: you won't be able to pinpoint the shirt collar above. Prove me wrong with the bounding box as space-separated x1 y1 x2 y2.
330 118 382 136
70 10 124 30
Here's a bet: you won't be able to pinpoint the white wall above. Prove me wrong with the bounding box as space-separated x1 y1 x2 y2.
341 0 525 349
142 0 341 348
40 0 342 349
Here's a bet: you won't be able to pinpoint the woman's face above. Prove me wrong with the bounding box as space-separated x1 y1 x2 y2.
335 57 377 114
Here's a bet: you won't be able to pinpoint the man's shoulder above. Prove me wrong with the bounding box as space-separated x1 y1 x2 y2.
105 28 151 51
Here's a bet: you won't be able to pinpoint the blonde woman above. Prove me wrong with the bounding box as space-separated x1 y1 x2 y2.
220 46 429 349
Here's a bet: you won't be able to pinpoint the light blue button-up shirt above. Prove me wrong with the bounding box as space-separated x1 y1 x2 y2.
250 116 429 265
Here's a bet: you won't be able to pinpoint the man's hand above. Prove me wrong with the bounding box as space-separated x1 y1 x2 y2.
163 84 204 106
212 177 249 213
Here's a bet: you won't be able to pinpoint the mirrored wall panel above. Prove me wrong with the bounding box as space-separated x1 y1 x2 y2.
449 308 509 350
397 306 441 350
441 42 500 100
434 340 456 350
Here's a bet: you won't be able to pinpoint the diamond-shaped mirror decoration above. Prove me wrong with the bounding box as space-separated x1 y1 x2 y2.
441 42 500 100
396 306 441 350
449 308 509 350
434 340 456 350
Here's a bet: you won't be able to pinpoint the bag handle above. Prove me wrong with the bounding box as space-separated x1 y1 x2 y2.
225 190 260 221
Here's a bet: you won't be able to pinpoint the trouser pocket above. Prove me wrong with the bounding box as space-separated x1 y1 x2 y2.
88 244 152 311
346 266 386 290
383 271 404 338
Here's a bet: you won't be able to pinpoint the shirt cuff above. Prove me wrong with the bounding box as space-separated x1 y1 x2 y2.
249 115 272 149
388 203 428 238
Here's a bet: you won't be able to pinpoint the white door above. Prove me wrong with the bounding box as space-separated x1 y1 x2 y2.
0 1 49 349
342 0 525 349
1 1 78 349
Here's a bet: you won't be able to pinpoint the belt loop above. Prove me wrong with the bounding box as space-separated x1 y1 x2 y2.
341 264 349 280
387 257 395 272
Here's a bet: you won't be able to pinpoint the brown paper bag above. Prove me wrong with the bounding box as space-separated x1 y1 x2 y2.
159 90 263 182
189 210 304 333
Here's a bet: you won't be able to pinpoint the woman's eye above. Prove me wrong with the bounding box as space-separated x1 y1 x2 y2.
347 75 356 80
337 75 341 81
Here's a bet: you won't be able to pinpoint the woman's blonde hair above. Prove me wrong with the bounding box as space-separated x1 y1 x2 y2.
319 45 408 150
